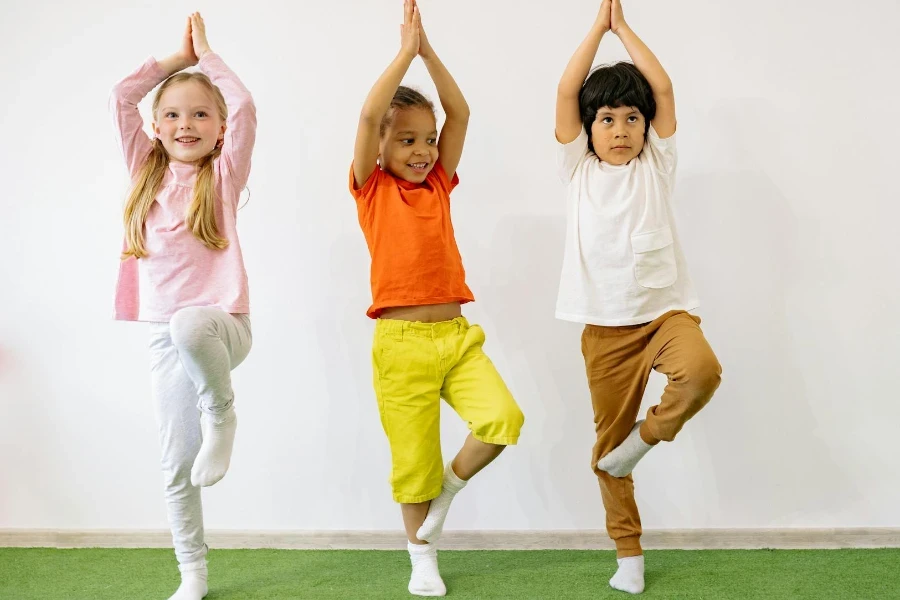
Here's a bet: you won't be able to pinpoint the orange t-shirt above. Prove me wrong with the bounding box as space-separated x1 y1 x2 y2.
350 161 475 319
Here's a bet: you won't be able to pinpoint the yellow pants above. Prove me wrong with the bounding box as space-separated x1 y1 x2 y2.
372 317 524 503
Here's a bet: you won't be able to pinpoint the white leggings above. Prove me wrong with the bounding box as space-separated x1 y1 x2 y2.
148 307 252 564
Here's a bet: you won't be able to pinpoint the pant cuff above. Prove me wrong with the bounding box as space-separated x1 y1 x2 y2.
615 535 643 558
639 420 660 446
472 433 519 445
393 487 443 504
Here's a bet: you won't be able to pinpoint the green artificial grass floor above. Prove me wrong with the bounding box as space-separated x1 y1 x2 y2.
0 548 897 599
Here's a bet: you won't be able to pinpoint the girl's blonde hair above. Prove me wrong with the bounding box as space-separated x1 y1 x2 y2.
122 72 229 259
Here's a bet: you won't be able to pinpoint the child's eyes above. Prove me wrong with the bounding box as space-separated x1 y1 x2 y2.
427 138 436 145
401 139 414 145
600 116 639 124
164 111 208 118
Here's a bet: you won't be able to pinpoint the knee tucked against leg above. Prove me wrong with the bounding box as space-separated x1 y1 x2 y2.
473 403 524 446
652 356 721 443
685 355 722 398
667 355 722 439
169 307 214 351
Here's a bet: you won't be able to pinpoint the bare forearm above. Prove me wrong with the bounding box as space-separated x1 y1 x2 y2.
559 20 608 97
616 25 672 94
422 53 469 123
361 51 416 123
156 53 192 76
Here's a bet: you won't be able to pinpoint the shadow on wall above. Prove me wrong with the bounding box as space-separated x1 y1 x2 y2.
675 138 853 523
319 231 391 524
0 347 63 526
481 214 601 527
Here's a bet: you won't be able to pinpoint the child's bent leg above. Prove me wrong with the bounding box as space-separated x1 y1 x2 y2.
420 322 524 543
643 313 721 444
416 436 505 543
598 314 720 518
592 312 721 477
595 420 654 478
451 433 506 480
415 458 469 544
149 324 209 600
168 307 252 487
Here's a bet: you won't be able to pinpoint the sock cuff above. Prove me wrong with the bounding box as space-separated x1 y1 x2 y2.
179 559 208 574
444 462 467 492
408 541 436 556
638 420 659 446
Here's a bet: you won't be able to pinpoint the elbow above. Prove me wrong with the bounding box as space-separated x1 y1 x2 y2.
231 91 256 115
557 84 579 104
108 86 131 115
359 110 382 129
655 81 674 98
452 103 471 123
109 84 127 105
229 99 257 127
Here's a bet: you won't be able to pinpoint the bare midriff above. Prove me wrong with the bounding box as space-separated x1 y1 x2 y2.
378 302 463 323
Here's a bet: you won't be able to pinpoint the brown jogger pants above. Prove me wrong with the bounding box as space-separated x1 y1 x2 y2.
582 310 722 557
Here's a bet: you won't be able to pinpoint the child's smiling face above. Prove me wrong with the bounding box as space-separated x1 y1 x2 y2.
153 80 226 163
591 105 646 166
379 107 439 183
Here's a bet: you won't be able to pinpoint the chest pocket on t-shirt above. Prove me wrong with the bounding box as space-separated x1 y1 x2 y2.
631 226 677 289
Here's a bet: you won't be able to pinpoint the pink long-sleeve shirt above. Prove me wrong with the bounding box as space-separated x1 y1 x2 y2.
110 53 255 322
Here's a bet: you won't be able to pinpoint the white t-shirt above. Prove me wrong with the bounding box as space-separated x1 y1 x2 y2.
555 125 699 326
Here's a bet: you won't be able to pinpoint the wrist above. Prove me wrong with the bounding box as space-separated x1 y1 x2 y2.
613 23 632 37
166 54 193 73
398 49 418 63
592 15 610 35
197 48 213 60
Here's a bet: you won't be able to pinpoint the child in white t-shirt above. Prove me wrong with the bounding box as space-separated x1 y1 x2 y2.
555 0 722 594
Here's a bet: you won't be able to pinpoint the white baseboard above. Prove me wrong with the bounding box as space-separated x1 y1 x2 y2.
1 528 898 550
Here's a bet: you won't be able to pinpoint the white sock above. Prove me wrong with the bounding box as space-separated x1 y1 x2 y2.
407 542 446 597
609 555 645 594
416 462 467 543
190 409 237 487
168 560 208 600
596 420 654 478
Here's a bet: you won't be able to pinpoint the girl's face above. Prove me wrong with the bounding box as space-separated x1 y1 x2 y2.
153 80 226 163
379 107 439 183
591 105 646 165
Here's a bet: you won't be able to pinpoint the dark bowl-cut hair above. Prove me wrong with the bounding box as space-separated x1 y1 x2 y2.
579 62 655 153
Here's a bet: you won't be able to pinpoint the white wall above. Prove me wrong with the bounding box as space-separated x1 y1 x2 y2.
1 0 898 534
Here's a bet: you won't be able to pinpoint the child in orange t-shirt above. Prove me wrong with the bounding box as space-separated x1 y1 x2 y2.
350 1 524 596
